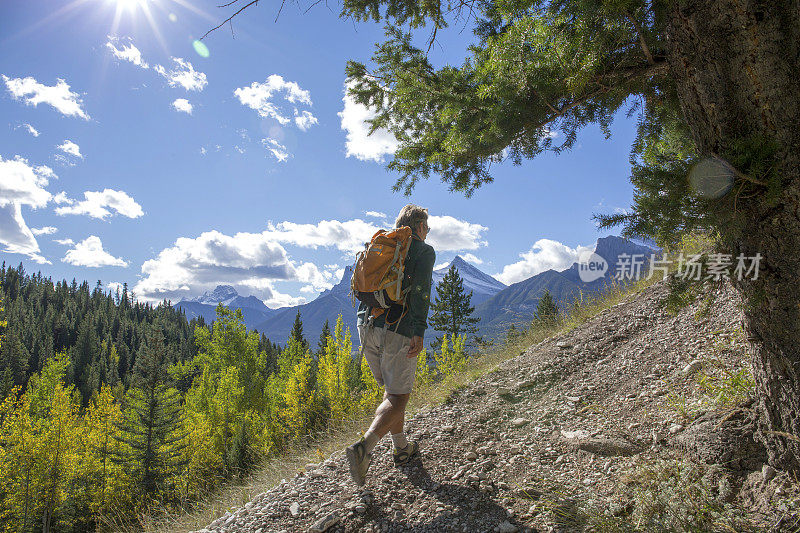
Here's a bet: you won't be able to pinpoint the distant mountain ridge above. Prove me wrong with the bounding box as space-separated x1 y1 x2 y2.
174 285 275 331
475 235 658 338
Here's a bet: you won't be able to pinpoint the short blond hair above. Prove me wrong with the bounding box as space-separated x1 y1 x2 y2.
395 204 429 229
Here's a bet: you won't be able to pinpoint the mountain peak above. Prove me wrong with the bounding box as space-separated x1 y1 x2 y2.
593 235 656 264
192 285 239 305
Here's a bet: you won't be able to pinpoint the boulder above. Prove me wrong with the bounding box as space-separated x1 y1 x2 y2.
574 438 641 457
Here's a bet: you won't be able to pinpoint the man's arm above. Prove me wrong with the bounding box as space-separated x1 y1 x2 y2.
407 245 436 356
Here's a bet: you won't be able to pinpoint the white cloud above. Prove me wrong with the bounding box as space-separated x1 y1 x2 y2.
0 155 55 261
434 261 449 271
154 57 207 91
31 226 57 235
365 211 387 219
338 81 398 163
200 147 207 155
53 191 69 204
294 110 318 131
461 253 484 265
133 229 300 305
53 154 75 167
172 98 193 114
105 39 149 69
262 219 379 253
294 262 338 292
262 138 289 162
0 157 53 208
494 239 595 285
16 123 40 137
57 140 83 159
63 236 128 267
55 189 143 219
426 215 488 252
2 75 89 119
261 215 487 254
234 75 312 126
107 281 123 293
133 214 488 306
0 204 49 264
55 238 74 246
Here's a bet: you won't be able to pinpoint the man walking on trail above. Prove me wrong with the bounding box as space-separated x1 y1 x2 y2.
346 204 436 486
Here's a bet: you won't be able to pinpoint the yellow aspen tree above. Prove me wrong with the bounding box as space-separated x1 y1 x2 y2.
208 367 245 476
280 349 316 439
433 334 467 379
84 385 122 516
319 315 354 422
414 348 432 389
181 384 220 497
433 333 451 379
0 389 35 532
450 334 467 374
27 355 81 533
358 349 382 412
261 373 286 455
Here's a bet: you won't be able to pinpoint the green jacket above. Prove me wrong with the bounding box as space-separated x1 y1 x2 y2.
357 229 436 339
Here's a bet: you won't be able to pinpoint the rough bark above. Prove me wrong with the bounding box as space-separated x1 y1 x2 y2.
666 0 800 470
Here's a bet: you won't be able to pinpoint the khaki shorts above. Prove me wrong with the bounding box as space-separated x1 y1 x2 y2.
358 325 416 395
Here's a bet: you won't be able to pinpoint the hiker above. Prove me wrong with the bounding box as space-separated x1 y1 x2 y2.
345 204 436 486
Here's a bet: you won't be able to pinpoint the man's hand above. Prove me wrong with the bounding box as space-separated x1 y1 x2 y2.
408 336 423 358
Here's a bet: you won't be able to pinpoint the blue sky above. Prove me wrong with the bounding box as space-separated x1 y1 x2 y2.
0 0 638 308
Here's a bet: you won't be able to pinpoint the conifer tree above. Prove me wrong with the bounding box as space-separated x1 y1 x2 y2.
317 319 331 355
290 311 307 350
506 324 520 344
429 265 480 349
112 327 187 497
533 290 559 326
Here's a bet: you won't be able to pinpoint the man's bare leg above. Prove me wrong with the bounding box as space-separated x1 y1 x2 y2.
346 390 410 485
367 390 409 439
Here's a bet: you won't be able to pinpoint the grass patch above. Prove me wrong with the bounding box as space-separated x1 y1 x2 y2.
664 392 704 424
608 459 759 532
695 330 755 410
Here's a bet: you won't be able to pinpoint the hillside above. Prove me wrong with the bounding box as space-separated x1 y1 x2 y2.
193 277 794 532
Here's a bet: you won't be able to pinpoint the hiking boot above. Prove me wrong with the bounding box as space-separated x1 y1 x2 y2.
345 437 373 486
393 440 420 466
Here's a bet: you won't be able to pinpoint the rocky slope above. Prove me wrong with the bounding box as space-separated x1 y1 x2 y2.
193 278 796 533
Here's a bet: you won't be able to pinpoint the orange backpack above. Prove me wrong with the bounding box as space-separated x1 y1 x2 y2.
351 226 414 311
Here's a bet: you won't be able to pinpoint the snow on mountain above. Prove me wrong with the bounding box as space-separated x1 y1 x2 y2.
175 285 274 330
431 255 507 306
189 285 239 306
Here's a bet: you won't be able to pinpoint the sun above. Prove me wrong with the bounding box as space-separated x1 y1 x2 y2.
111 0 149 11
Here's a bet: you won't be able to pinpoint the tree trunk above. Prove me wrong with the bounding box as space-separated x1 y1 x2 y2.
666 0 800 470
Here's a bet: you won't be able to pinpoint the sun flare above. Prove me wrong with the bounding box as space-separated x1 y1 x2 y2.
111 0 148 11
